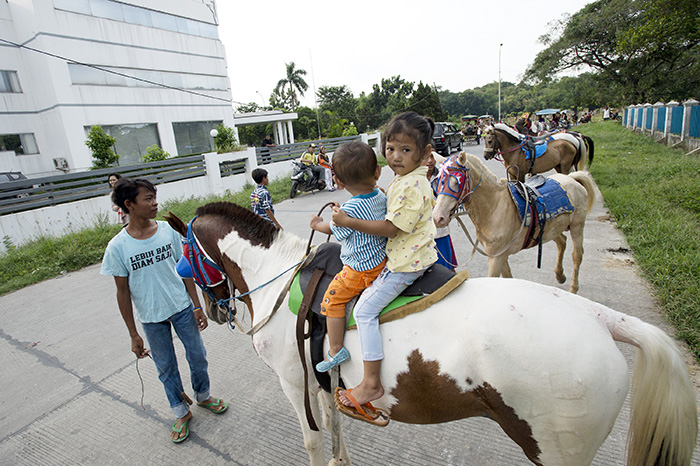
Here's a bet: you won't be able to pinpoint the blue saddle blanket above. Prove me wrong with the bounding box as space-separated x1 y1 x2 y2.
523 138 552 160
508 178 574 225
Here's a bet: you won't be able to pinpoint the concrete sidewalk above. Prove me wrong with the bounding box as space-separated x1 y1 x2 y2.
0 144 698 465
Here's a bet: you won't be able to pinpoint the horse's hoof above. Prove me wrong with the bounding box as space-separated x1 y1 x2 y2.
556 274 566 284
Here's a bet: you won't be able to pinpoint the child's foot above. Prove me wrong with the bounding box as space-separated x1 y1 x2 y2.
338 383 384 407
315 346 350 372
171 411 192 443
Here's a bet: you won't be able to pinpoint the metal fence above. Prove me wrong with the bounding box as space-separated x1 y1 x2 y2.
0 155 205 215
254 135 361 166
0 135 363 216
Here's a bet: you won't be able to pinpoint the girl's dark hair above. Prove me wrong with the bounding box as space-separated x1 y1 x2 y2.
381 112 435 159
112 178 156 213
107 173 122 182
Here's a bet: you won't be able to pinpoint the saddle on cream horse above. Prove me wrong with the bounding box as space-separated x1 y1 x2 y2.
165 203 697 466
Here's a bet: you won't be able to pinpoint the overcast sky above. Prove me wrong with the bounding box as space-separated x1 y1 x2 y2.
216 1 592 109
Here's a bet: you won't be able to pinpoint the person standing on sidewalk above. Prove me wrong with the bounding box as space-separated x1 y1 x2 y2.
100 177 227 444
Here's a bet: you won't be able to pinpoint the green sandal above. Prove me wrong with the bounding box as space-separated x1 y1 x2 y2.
171 418 190 443
196 397 228 414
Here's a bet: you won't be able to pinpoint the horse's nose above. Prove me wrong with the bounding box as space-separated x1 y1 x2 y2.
432 211 449 228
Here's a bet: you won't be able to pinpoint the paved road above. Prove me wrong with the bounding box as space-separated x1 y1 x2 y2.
1 141 698 465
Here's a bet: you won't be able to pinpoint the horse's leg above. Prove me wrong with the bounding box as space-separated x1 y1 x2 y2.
318 390 350 465
553 233 567 285
279 380 327 466
488 255 512 278
568 225 584 294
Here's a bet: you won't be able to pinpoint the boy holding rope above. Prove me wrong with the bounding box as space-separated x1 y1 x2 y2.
101 178 227 443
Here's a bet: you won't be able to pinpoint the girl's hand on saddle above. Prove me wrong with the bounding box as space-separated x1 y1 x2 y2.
194 307 208 331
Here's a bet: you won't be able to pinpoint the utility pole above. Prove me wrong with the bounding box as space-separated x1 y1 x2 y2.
498 43 503 122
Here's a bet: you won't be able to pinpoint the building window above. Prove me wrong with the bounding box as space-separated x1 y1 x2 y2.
68 64 227 91
86 123 160 166
0 134 39 155
0 71 22 93
54 0 219 40
173 121 221 156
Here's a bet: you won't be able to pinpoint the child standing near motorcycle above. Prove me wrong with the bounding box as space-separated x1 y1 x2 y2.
332 112 437 425
309 141 387 372
250 168 282 229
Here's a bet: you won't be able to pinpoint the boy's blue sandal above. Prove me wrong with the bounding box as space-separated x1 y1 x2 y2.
316 347 350 372
171 418 190 443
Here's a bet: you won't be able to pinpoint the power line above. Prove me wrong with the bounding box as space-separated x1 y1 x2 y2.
0 36 249 106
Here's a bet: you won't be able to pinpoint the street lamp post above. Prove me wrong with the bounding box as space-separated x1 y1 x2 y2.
256 91 265 107
498 43 502 122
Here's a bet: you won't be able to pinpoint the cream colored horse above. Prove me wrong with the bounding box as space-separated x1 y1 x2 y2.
432 151 595 293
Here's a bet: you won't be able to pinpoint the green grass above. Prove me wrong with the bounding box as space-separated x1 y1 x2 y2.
580 122 700 360
0 176 292 296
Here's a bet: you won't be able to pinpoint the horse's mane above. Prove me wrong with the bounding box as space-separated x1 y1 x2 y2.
463 152 501 186
493 123 523 142
195 201 278 248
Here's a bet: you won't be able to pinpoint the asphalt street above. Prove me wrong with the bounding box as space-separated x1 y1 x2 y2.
0 142 698 465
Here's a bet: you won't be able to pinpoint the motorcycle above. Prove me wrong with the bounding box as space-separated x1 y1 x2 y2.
289 160 326 198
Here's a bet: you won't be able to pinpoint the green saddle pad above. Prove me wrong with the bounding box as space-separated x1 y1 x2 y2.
287 271 421 328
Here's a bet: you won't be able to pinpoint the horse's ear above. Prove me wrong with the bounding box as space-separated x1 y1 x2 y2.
164 211 187 237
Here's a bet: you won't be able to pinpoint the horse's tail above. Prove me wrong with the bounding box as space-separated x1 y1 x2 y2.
600 309 698 466
568 171 595 215
574 135 587 171
584 135 594 168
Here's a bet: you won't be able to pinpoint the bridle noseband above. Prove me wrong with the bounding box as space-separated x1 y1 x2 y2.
434 154 479 209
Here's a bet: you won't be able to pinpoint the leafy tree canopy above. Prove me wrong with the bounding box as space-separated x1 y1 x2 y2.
525 0 700 103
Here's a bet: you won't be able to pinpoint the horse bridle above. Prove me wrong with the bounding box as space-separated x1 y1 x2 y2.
434 154 479 209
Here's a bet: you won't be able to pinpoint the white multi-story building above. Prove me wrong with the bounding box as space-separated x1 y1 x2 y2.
0 0 234 177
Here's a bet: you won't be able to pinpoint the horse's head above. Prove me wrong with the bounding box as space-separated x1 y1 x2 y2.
164 210 238 326
482 126 499 160
432 152 474 228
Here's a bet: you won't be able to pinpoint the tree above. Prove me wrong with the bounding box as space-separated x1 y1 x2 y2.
275 62 308 111
86 126 118 169
409 82 445 121
524 0 700 103
212 124 238 153
141 145 170 163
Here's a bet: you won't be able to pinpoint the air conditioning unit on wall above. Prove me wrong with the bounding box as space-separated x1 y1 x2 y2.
53 157 69 171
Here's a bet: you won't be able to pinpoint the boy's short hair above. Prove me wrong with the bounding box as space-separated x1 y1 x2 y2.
332 140 377 186
252 168 268 184
112 178 156 213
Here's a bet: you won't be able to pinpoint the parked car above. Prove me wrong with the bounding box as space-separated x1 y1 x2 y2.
0 171 29 200
433 122 462 156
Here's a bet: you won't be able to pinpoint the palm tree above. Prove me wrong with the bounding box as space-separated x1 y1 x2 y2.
275 62 308 111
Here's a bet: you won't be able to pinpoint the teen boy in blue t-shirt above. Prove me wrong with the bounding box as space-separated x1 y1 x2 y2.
101 178 227 443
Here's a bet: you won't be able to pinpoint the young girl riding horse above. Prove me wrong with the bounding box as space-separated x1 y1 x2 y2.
332 112 437 424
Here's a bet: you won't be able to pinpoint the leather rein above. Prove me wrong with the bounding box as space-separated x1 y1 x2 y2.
438 155 529 261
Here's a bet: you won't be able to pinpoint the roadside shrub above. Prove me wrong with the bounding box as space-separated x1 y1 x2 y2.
142 145 170 163
86 126 118 169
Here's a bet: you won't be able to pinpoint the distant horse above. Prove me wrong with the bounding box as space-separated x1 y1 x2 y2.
165 203 697 466
483 123 594 182
432 151 595 293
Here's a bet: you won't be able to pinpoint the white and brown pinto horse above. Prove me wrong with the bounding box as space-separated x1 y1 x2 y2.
433 151 595 293
165 203 697 466
483 123 594 182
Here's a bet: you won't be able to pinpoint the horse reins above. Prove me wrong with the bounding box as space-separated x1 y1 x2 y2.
439 155 530 262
